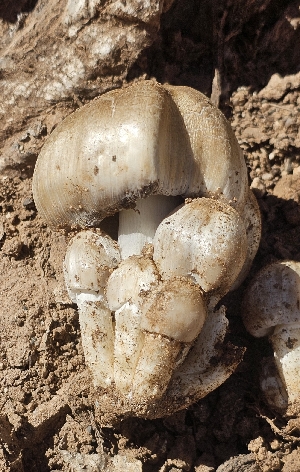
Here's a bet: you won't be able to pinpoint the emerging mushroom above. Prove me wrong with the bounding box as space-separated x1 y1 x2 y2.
153 197 248 308
32 81 260 421
242 260 300 413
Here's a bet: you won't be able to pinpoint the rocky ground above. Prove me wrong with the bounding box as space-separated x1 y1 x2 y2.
1 0 300 471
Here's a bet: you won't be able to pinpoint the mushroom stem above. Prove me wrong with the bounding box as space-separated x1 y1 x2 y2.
242 260 300 409
76 293 115 388
132 277 207 401
113 302 144 394
118 195 181 259
132 334 182 400
270 323 300 403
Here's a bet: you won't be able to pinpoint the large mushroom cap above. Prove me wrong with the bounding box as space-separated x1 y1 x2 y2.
164 84 248 212
32 81 248 229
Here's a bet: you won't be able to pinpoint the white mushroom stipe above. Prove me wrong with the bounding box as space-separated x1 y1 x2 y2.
242 260 300 410
64 230 120 388
32 81 258 421
75 293 115 388
113 302 145 394
260 357 288 411
118 195 181 259
271 324 300 404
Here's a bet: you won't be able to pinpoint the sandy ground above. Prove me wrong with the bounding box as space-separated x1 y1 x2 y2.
1 1 300 471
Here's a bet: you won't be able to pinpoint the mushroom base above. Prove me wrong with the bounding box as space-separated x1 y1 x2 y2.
91 343 245 427
89 322 244 425
260 356 300 417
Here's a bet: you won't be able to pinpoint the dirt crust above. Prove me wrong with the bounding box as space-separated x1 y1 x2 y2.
1 0 300 471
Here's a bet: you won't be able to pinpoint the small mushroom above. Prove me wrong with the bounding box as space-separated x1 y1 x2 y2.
64 229 120 387
33 81 259 420
153 197 248 306
242 260 300 411
105 252 206 401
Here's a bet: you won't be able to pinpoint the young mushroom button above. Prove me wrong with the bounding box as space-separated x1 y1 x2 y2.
32 81 252 251
32 81 260 421
153 198 248 307
63 230 120 388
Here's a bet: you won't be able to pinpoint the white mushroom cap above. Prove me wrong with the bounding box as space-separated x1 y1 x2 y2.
140 277 207 343
153 198 248 303
64 229 120 302
106 253 159 311
164 84 248 213
32 81 248 229
242 260 300 338
32 82 193 228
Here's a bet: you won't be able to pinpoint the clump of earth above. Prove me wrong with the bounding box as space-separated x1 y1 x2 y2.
1 1 300 471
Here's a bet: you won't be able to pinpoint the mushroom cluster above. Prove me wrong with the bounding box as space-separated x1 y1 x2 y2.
33 81 261 420
242 260 300 413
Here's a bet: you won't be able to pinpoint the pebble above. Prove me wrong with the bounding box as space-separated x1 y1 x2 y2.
250 177 266 193
261 173 273 181
284 157 293 174
22 197 35 209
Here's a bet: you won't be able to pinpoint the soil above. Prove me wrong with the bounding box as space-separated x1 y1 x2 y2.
1 0 300 471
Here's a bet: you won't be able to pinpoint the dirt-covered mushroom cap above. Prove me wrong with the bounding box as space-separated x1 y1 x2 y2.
153 198 248 303
32 81 248 230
